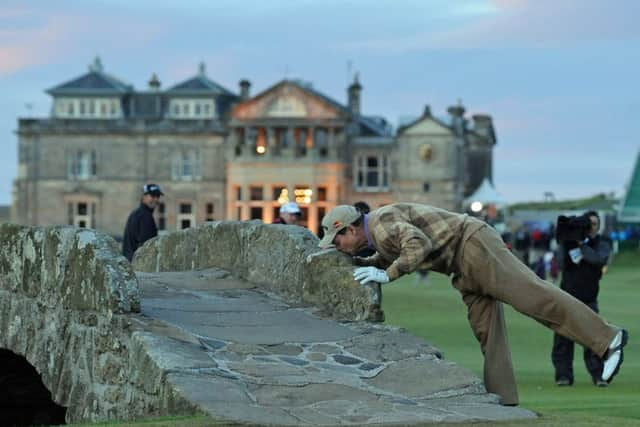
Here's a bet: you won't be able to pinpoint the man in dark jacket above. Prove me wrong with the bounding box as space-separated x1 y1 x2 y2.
552 211 612 387
122 184 164 262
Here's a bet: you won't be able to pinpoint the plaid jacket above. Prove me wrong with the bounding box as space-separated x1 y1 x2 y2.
364 203 485 280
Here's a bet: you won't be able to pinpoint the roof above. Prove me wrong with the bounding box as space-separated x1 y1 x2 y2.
397 112 453 134
464 178 506 207
618 150 640 223
167 62 236 96
285 79 391 136
47 57 132 96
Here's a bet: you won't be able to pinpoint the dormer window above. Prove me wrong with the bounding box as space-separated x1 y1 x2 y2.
168 99 216 119
53 97 121 119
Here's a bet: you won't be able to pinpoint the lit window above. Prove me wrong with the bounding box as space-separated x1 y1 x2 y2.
294 186 312 205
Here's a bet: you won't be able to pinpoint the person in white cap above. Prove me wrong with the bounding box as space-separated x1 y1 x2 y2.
274 202 302 225
318 203 627 407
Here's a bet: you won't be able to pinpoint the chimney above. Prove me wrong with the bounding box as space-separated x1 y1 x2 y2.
423 105 432 117
239 79 251 100
472 114 495 142
347 73 362 115
148 73 161 91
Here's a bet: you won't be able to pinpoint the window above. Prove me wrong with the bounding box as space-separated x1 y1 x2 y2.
235 186 243 201
250 207 263 220
315 128 328 156
294 186 312 205
177 202 195 229
195 103 201 115
423 182 431 192
317 186 327 202
205 203 214 221
354 154 391 191
250 186 263 201
273 186 288 202
171 149 201 181
68 150 97 180
67 200 96 228
236 206 242 220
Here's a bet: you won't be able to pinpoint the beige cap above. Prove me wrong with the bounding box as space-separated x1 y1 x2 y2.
318 205 361 248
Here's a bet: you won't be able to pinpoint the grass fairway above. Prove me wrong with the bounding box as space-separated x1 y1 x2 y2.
383 250 640 426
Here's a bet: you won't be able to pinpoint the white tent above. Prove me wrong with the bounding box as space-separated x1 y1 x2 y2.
464 178 506 208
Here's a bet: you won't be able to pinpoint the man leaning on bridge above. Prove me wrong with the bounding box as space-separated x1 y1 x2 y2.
318 203 628 406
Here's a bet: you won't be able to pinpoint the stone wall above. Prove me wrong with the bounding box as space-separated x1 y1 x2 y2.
0 224 200 423
133 221 384 322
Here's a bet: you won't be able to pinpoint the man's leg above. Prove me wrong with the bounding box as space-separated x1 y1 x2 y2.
584 302 604 383
461 227 617 359
459 291 519 405
551 332 574 384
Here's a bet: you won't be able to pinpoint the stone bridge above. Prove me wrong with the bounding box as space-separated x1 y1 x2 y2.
0 222 535 426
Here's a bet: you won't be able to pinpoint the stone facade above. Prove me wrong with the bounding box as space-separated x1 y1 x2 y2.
13 58 496 238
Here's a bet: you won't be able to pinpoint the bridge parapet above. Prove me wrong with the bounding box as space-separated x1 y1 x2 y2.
133 221 384 322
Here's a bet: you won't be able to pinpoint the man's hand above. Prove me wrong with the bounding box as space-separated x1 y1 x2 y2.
353 267 390 285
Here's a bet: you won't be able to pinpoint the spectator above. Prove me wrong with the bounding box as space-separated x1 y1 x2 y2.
273 202 302 225
122 183 163 262
552 211 613 387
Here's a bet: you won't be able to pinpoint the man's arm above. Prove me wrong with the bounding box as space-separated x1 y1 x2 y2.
580 238 611 267
384 222 432 280
353 252 391 268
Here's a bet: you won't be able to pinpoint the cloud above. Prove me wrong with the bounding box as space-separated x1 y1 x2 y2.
333 0 640 53
0 8 76 75
0 3 167 77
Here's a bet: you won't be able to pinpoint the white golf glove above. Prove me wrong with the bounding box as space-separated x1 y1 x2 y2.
353 267 390 286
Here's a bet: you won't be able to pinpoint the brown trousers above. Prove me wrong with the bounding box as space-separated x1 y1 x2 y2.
451 225 616 405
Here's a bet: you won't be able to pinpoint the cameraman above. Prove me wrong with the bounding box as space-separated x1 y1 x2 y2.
552 211 611 387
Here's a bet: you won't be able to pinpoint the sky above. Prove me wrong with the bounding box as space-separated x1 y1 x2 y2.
1 0 639 206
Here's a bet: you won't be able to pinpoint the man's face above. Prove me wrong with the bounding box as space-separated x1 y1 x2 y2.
332 225 363 255
142 193 161 209
588 215 600 239
282 212 300 225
